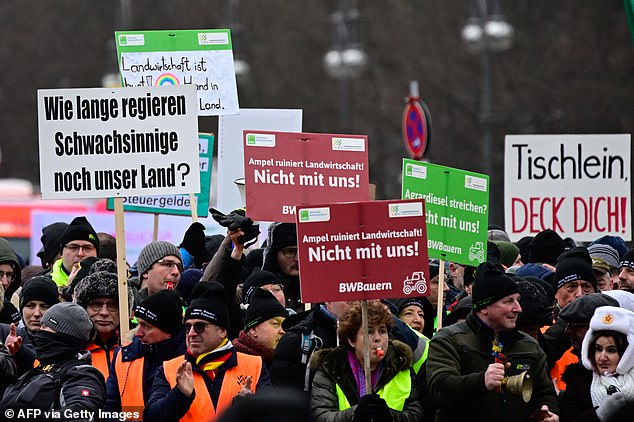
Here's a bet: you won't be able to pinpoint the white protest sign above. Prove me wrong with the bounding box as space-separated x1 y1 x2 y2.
504 134 631 241
38 86 199 200
216 109 303 212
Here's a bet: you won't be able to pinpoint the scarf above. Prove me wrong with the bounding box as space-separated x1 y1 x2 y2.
348 349 381 397
233 330 274 367
192 338 233 380
35 331 85 365
590 368 634 408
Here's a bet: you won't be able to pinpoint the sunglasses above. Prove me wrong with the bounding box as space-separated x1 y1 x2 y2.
0 270 16 282
185 322 214 334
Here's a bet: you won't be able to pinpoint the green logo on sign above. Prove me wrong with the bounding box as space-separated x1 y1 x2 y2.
300 210 309 222
389 205 399 216
406 164 413 176
246 134 256 145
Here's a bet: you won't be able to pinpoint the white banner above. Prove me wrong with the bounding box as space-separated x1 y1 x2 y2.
38 86 199 199
504 134 631 242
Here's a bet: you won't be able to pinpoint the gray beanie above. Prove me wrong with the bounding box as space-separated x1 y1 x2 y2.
587 243 620 270
136 241 182 276
41 302 93 343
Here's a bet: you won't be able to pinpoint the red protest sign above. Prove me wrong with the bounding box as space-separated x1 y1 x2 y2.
296 199 430 302
243 131 369 222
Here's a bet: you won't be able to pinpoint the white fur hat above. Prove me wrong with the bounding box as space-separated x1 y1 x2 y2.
581 305 634 374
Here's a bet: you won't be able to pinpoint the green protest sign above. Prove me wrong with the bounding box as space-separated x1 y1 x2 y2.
115 29 239 115
402 160 489 265
107 133 214 217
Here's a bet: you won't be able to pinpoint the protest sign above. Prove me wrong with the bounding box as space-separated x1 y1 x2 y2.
106 133 213 217
504 134 631 241
243 131 369 222
116 29 239 116
216 109 303 213
402 160 489 266
38 86 199 200
296 199 429 303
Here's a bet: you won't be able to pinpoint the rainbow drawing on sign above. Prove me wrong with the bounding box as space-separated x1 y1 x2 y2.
155 73 180 86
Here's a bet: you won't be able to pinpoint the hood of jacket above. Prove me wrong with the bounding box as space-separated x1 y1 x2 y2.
0 237 21 298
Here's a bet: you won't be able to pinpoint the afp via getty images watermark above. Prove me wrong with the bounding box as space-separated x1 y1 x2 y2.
4 408 141 421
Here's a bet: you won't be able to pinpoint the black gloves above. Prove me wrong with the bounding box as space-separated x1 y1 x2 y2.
210 208 260 246
180 222 212 268
354 394 391 422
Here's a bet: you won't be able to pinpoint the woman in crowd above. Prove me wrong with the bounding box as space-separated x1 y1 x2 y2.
18 275 59 344
310 300 422 422
560 306 634 421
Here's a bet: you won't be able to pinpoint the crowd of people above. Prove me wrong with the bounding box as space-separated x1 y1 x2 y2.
1 213 634 421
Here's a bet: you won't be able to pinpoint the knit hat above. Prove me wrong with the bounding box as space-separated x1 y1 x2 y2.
515 263 555 284
41 302 93 343
515 277 551 328
134 290 183 335
558 293 619 324
590 235 628 260
619 248 634 271
493 241 520 268
176 268 202 305
74 270 134 312
554 246 596 291
515 236 534 265
19 276 59 310
58 216 99 253
136 241 182 276
472 262 519 310
185 281 229 330
242 269 283 305
487 225 511 242
37 222 68 266
581 306 634 374
588 244 620 271
528 229 566 265
603 290 634 313
391 297 427 315
244 288 287 329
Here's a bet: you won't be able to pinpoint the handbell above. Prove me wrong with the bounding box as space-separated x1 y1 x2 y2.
501 371 533 403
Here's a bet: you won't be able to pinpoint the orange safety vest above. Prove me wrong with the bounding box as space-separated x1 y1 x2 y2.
87 342 116 380
113 344 146 409
163 352 263 422
550 347 578 393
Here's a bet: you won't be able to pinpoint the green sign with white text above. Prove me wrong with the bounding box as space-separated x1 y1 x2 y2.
401 160 489 265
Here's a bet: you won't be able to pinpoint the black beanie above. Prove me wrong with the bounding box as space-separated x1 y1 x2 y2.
619 248 634 270
185 281 229 330
267 223 297 252
515 277 552 328
472 262 519 310
19 276 59 310
134 290 183 335
37 222 68 266
242 269 283 305
553 246 596 291
244 288 287 329
59 216 99 253
528 229 566 266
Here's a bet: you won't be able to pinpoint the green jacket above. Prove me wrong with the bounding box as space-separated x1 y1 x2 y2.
426 313 559 422
50 259 69 287
310 340 423 422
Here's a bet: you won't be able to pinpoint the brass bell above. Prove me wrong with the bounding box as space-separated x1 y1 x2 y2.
501 370 533 403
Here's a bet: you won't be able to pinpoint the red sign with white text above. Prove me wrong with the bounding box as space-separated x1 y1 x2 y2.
296 199 429 303
243 131 369 222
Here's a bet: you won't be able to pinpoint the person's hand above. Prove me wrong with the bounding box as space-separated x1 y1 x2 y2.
354 394 390 422
237 375 253 397
67 264 81 286
175 361 194 398
5 323 22 356
596 392 626 421
484 362 506 391
536 405 559 422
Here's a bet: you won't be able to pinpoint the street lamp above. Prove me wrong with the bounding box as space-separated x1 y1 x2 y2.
461 0 513 224
323 1 367 129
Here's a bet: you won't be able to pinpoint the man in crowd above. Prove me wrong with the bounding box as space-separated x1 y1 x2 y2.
144 281 270 421
105 290 186 414
36 222 67 271
18 275 59 344
0 238 22 324
50 216 99 287
617 248 634 291
426 262 559 421
588 243 621 290
134 240 183 303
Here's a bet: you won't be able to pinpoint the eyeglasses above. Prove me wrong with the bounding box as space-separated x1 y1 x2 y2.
155 259 184 273
0 270 16 282
64 243 96 253
185 322 214 334
280 247 298 259
88 300 119 312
